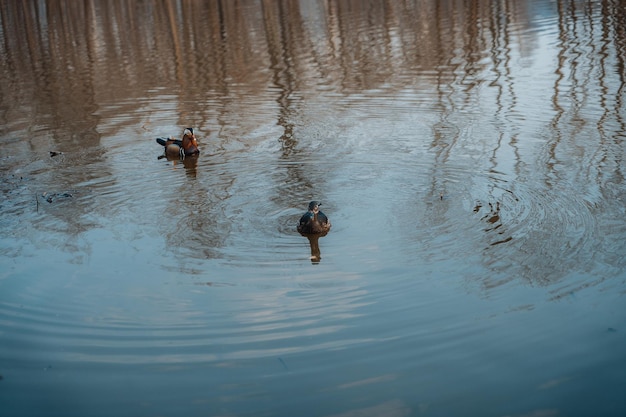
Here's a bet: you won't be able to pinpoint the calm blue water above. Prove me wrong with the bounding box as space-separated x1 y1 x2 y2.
1 1 625 416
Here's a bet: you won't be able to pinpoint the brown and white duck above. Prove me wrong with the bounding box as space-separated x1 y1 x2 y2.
156 128 199 158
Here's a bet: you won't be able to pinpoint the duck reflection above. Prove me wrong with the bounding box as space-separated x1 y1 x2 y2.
297 201 331 263
157 152 199 178
182 154 199 178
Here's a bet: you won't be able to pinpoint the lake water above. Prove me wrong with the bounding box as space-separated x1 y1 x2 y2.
1 1 625 416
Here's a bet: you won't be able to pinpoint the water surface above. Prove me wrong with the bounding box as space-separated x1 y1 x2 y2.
1 1 625 416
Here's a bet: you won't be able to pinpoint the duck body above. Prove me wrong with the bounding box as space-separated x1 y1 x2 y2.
156 128 199 158
297 201 331 236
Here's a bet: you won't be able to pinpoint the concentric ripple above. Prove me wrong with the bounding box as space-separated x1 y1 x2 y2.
397 164 601 289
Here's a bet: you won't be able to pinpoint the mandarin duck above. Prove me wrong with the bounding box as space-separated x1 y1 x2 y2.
156 128 199 158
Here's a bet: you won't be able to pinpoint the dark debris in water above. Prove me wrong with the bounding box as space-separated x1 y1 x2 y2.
491 236 513 246
49 151 64 157
2 174 25 186
194 281 236 287
278 357 289 371
42 191 74 203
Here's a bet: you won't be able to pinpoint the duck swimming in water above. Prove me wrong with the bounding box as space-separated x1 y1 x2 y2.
156 128 199 158
297 201 331 236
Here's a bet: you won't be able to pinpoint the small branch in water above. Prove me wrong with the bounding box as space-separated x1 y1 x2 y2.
278 357 289 371
36 194 39 212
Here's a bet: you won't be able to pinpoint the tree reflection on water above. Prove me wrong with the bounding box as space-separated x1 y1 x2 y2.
1 0 625 280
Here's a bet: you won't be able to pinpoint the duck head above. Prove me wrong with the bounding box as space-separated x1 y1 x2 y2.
308 201 321 213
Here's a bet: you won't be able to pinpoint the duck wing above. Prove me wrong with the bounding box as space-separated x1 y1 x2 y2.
297 212 313 233
156 138 183 147
317 211 329 225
